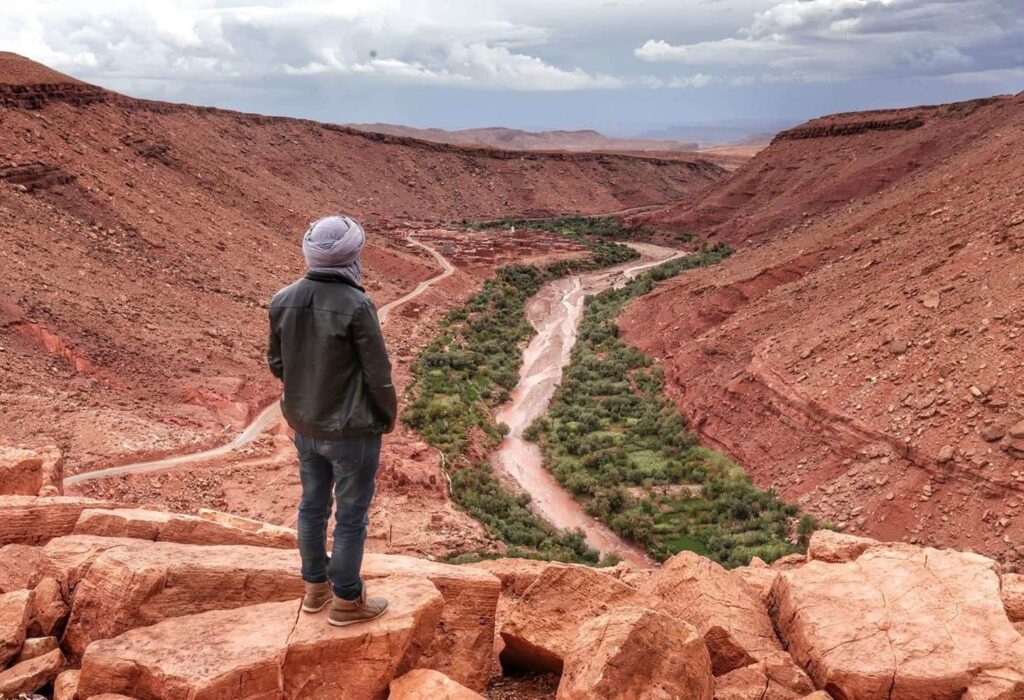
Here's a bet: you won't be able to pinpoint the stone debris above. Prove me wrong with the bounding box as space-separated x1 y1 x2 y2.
0 647 65 697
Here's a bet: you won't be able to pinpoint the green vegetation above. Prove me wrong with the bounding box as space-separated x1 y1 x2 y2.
527 243 812 567
466 214 677 243
404 230 639 563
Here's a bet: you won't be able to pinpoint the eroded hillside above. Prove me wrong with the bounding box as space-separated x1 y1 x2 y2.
0 52 723 478
622 93 1024 564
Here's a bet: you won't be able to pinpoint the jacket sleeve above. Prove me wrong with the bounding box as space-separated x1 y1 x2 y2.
267 309 283 380
353 299 398 431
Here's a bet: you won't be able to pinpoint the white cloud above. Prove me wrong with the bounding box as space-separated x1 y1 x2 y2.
635 0 1024 84
0 0 620 91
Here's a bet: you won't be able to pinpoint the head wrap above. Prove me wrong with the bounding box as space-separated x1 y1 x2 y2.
302 215 365 285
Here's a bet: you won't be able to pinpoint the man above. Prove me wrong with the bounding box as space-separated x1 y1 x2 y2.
267 215 397 626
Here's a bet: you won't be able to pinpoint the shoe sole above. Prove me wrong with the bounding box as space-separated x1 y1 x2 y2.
327 607 388 627
301 599 331 613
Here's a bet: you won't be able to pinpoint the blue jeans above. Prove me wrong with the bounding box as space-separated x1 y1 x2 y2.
294 432 382 600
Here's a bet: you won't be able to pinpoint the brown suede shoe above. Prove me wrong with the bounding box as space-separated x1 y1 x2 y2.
302 581 331 613
328 587 389 627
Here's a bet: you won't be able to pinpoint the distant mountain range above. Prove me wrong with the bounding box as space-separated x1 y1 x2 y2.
347 124 702 152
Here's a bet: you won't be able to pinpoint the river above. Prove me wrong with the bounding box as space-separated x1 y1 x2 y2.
492 242 682 567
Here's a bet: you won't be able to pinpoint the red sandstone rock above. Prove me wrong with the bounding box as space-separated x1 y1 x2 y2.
0 588 32 666
389 669 485 699
0 543 63 592
470 558 566 596
61 538 498 689
714 660 813 700
0 496 118 545
1001 573 1024 622
41 535 140 589
557 606 713 700
28 576 68 636
638 551 805 687
53 668 80 700
807 530 890 563
197 508 298 547
74 507 297 548
77 575 444 700
0 648 65 697
730 564 780 606
362 553 499 691
771 544 1024 698
0 446 44 495
13 635 58 663
499 564 661 673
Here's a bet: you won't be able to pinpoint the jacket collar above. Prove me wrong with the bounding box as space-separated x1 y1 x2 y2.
305 270 366 292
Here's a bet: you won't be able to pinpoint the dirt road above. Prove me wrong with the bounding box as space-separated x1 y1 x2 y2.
65 235 452 487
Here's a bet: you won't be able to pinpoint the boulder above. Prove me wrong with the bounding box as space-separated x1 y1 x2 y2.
361 553 500 691
14 636 58 663
74 507 297 548
1001 573 1024 622
389 669 485 699
53 668 80 700
0 496 118 546
0 648 65 697
0 446 44 495
28 576 68 636
771 553 806 570
0 588 32 666
62 539 499 690
771 545 1024 698
730 564 780 606
713 659 813 700
807 530 890 563
77 575 444 700
557 606 713 700
41 535 141 589
197 508 298 547
469 558 566 596
499 564 662 673
0 543 64 593
638 551 801 680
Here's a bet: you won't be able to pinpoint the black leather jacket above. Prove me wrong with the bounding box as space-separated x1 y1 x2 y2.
267 271 397 438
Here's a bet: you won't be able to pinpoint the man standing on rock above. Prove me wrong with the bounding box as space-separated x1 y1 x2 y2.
267 214 397 626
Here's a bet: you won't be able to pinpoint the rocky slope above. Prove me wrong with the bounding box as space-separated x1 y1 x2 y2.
1 490 1022 699
622 92 1024 564
0 51 724 479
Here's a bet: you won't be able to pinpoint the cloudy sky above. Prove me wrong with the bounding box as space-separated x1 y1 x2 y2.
4 0 1022 136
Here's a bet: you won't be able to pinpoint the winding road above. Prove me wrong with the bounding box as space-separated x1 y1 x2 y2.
65 236 453 487
66 231 678 568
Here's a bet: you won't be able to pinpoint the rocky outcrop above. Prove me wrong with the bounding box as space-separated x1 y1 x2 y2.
773 116 924 142
77 575 444 700
73 507 298 548
499 564 662 673
807 529 885 563
0 496 119 546
557 606 713 700
60 539 498 689
389 669 485 699
638 551 810 694
771 543 1024 698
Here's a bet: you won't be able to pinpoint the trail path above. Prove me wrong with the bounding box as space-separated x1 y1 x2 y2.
492 243 684 567
66 236 451 486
